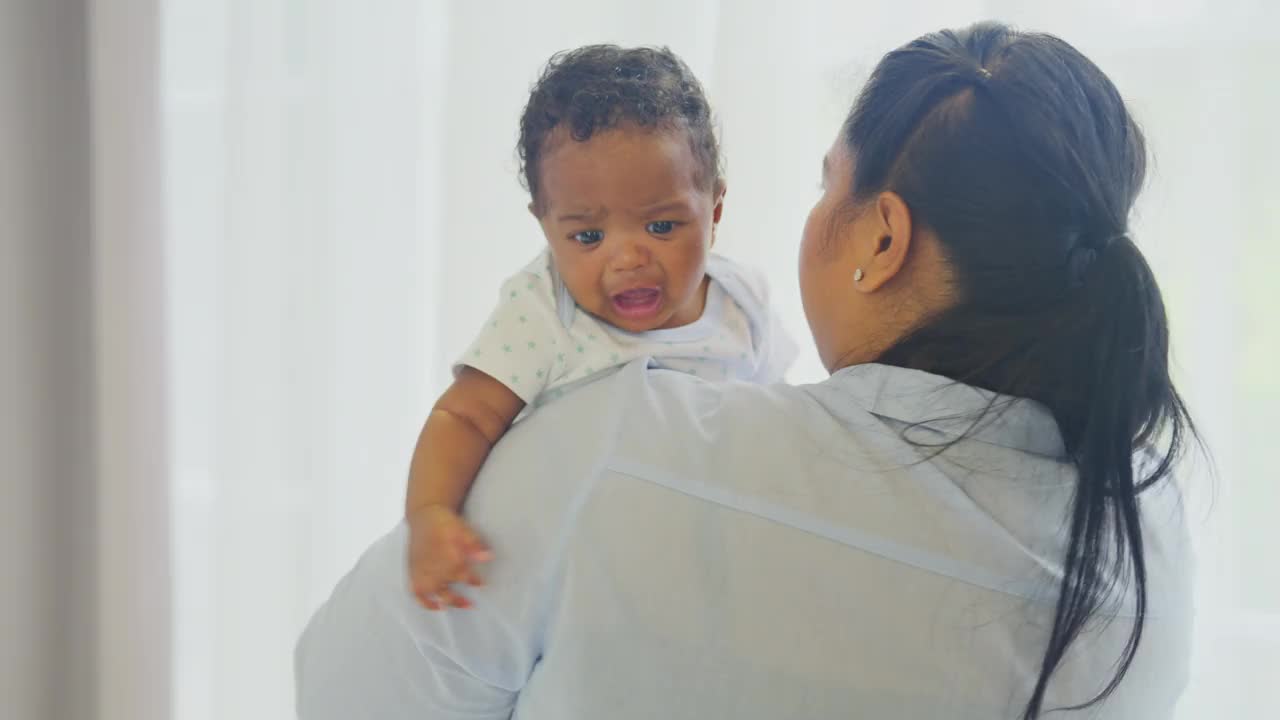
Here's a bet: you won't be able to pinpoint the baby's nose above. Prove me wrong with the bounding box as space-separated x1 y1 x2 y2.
610 237 651 272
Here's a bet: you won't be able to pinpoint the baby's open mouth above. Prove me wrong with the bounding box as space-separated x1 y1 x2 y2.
610 287 662 320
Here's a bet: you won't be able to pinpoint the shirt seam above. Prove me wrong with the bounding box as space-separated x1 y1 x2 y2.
602 458 1161 616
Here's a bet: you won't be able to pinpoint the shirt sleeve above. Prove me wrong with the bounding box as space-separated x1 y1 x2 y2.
293 525 519 720
294 370 623 720
455 270 562 404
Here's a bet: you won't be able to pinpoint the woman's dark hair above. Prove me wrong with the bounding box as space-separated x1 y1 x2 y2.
845 22 1197 717
518 44 721 212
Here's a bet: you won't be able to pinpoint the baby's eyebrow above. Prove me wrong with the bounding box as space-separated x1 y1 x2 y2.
557 208 606 223
638 200 691 216
822 154 830 180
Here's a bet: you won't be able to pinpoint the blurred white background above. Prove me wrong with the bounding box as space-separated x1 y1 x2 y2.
4 1 1277 718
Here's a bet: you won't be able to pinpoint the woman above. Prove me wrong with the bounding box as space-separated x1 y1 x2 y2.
296 22 1195 719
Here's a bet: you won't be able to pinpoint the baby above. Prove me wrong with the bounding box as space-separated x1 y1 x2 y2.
406 45 796 609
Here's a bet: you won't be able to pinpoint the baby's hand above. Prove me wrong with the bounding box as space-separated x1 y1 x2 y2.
406 504 492 610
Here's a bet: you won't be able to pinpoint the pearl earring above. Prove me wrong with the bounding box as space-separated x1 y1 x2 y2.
854 268 865 283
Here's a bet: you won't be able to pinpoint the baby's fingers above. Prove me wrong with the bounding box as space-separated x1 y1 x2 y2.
459 565 484 588
410 560 455 606
459 526 493 563
438 554 485 590
436 586 472 610
414 586 442 611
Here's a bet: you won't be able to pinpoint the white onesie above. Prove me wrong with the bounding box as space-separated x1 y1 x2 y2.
457 250 796 410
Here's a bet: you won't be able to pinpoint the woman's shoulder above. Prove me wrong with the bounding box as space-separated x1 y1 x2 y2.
511 360 820 465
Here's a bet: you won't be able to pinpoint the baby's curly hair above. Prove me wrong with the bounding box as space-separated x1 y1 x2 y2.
518 45 721 212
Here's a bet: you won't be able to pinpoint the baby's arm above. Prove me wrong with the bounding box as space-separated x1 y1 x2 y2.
405 367 525 610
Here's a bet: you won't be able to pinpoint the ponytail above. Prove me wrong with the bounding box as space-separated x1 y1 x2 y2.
1022 236 1193 717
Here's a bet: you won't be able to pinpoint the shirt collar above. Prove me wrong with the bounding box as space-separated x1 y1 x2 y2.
823 363 1067 458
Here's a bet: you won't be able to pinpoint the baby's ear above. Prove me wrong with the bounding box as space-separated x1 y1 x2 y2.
712 181 726 225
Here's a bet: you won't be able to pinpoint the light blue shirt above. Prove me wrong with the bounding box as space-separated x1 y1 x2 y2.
295 362 1193 719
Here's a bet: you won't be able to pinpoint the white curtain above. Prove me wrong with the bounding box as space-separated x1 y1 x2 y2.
3 1 169 719
4 1 1272 719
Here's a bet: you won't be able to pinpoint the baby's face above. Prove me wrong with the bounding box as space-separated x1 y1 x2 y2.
533 127 723 333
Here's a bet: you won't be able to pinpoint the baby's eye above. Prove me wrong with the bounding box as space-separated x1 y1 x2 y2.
646 220 675 235
572 230 604 246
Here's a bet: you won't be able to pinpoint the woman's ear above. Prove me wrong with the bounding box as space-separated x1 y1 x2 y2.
855 191 913 292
